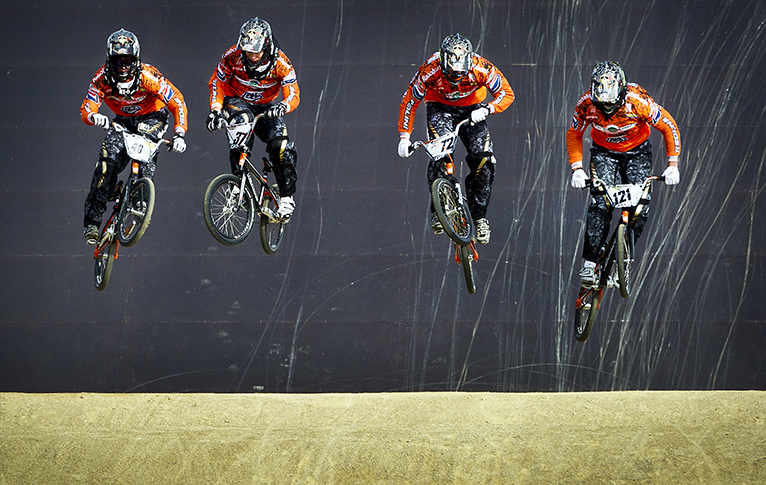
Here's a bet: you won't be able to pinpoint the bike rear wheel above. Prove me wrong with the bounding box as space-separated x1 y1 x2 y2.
616 224 633 298
431 178 474 245
118 177 155 247
203 173 256 246
574 287 603 342
459 245 476 294
94 238 117 291
259 184 286 255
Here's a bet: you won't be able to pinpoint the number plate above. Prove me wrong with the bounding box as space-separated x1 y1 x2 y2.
606 184 643 208
123 132 160 163
423 133 458 160
226 122 252 149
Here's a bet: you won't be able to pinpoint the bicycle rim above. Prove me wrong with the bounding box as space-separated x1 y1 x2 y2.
259 184 286 255
616 224 633 298
431 178 474 245
459 245 476 294
574 287 602 342
203 173 255 246
118 178 155 247
94 239 116 291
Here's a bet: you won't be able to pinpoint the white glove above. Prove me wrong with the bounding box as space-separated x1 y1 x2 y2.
570 168 588 189
662 165 680 185
398 136 412 158
470 106 490 124
91 113 109 129
171 133 186 153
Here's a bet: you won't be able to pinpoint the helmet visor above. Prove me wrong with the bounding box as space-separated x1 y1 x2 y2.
593 73 621 104
240 29 267 53
444 48 471 80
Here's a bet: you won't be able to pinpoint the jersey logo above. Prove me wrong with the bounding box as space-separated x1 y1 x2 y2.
121 105 142 115
241 91 263 103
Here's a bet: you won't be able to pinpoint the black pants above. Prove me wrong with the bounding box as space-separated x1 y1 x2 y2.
83 109 169 228
425 102 495 220
582 140 653 262
222 97 297 197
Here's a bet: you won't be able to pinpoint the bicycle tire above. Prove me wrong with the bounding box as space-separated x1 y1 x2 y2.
459 245 476 294
203 173 256 246
117 177 155 247
616 224 633 298
259 184 286 255
94 239 117 291
574 287 603 342
431 178 474 245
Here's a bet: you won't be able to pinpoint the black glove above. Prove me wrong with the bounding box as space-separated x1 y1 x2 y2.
266 102 287 119
206 110 225 132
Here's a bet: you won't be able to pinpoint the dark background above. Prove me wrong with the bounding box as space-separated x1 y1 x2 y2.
1 0 764 393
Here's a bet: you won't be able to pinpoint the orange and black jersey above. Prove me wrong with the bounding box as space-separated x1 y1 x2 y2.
398 52 514 134
209 46 299 113
80 63 188 135
566 83 680 169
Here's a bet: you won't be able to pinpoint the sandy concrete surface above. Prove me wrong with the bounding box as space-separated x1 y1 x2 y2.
1 391 764 483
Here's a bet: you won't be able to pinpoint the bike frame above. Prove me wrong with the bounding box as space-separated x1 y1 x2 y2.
225 114 281 222
93 124 168 271
410 117 478 293
576 175 662 311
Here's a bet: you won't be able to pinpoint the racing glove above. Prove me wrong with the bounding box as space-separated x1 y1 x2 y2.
470 106 490 124
662 165 680 185
206 110 225 132
570 168 588 189
91 113 109 129
266 102 288 119
398 134 412 158
170 133 186 153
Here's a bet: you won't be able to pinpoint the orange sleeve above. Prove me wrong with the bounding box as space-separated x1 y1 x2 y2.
482 61 514 114
209 68 226 111
161 77 189 135
566 127 586 170
80 68 106 125
398 83 422 135
276 52 300 113
652 106 681 165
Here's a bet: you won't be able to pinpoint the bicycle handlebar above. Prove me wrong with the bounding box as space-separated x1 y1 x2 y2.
586 174 665 189
409 118 472 155
111 121 171 145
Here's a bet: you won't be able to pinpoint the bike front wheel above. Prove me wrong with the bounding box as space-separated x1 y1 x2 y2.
459 245 476 294
616 224 633 298
94 238 117 291
117 177 155 247
574 287 603 342
431 178 474 245
203 173 256 246
259 184 286 255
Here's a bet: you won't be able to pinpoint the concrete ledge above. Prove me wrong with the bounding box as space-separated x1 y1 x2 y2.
1 391 764 483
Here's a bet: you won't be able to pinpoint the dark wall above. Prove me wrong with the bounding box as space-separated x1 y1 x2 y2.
1 0 764 392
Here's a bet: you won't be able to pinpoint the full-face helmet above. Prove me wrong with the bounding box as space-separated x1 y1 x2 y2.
238 17 278 79
590 61 627 116
440 33 473 84
105 29 141 96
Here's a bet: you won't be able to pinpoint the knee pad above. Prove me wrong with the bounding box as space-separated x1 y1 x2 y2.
466 152 495 174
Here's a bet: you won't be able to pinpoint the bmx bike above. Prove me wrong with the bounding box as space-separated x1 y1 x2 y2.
410 118 478 294
203 113 286 254
573 174 665 342
94 123 169 291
